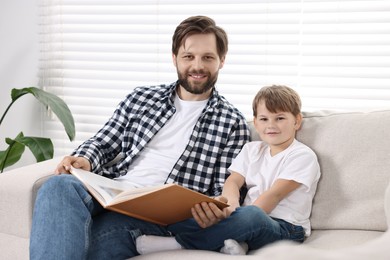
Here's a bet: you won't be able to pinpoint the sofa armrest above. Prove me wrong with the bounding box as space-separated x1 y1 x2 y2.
0 157 61 238
385 181 390 228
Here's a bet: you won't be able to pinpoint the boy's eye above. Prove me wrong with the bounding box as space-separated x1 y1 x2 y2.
277 117 285 120
259 118 267 121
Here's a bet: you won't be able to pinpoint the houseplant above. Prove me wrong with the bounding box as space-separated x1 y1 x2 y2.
0 87 75 173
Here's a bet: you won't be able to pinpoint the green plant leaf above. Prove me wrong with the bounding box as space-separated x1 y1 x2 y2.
11 87 76 141
15 135 54 162
0 133 54 172
0 133 26 171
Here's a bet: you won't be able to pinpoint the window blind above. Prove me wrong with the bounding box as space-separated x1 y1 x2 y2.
39 0 390 157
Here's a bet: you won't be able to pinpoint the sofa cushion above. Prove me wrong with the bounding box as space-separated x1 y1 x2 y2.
303 230 384 249
249 110 390 231
296 110 390 231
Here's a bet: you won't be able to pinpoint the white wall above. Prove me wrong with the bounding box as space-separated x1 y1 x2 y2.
0 0 40 169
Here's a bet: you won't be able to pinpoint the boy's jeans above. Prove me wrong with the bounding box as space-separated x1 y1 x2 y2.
168 206 305 251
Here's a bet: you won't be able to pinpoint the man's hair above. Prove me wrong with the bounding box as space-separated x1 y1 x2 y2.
172 16 228 59
252 85 302 117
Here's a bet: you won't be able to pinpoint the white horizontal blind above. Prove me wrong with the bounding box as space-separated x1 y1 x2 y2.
39 0 390 157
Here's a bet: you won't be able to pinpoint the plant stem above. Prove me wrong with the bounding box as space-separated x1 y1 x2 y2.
0 100 15 126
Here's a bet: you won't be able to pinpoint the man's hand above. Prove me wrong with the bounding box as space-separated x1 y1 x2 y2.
191 196 230 228
55 156 91 175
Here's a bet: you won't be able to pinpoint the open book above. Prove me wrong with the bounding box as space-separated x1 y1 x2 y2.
70 167 229 226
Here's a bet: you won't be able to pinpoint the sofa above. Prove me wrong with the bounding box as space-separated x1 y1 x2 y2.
1 109 390 260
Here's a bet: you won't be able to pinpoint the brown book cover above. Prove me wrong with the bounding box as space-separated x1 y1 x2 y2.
70 167 229 226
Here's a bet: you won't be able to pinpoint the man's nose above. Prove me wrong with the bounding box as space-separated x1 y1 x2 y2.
192 57 205 70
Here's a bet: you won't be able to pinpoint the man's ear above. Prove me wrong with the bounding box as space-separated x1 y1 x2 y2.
172 54 177 67
219 56 226 69
294 113 303 130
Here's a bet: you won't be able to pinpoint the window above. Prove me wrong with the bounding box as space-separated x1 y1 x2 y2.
39 0 390 156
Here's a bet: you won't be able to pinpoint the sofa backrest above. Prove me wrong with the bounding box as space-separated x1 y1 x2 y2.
249 110 390 232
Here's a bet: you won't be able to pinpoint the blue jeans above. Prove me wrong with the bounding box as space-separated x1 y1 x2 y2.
30 174 170 260
30 175 304 259
167 206 305 251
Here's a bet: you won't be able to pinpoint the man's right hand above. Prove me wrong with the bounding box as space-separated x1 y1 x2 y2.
55 156 91 175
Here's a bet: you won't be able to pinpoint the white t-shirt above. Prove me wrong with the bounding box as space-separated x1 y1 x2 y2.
228 139 321 236
116 94 208 187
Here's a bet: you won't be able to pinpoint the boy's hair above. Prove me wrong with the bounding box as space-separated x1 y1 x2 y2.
172 16 228 59
252 85 302 117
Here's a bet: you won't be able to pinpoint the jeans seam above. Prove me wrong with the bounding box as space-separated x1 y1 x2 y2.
85 216 92 258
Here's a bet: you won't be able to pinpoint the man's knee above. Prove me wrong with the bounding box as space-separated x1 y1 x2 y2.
38 174 81 197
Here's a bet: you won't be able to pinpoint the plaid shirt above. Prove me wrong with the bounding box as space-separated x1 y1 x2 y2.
72 81 250 196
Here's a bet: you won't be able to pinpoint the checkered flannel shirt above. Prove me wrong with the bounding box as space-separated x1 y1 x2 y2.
72 81 250 196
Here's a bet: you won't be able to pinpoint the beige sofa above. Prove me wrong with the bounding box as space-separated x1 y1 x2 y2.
1 110 390 259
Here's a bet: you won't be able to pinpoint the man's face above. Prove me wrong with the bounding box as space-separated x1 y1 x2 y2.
173 33 225 101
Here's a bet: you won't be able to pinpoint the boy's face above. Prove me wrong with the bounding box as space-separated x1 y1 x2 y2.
254 101 302 156
172 33 225 101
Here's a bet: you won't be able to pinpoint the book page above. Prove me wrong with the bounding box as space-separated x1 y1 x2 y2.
110 184 172 203
70 167 169 205
70 167 138 205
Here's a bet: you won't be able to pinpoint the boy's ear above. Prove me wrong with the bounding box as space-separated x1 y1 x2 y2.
294 113 303 130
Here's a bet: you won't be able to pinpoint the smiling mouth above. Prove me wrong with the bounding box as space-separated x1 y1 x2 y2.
189 73 207 80
266 132 280 135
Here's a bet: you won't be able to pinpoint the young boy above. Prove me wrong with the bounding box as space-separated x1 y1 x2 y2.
136 85 321 255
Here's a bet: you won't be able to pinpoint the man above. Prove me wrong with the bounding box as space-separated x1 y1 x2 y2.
30 15 250 259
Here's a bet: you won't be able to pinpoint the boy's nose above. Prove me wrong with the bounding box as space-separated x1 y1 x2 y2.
266 120 276 127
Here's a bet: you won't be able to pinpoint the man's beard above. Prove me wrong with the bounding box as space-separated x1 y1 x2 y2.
177 70 218 95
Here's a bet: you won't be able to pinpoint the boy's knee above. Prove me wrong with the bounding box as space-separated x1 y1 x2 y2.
234 206 267 222
239 205 265 215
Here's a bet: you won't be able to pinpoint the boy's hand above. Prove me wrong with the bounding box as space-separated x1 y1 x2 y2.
191 202 226 228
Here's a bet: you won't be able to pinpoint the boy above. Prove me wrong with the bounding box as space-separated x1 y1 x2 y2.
136 85 321 255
